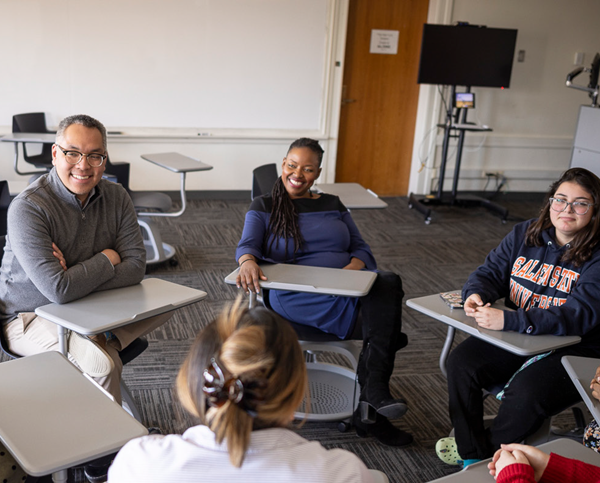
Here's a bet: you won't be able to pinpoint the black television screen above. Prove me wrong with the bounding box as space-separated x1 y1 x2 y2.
417 24 518 88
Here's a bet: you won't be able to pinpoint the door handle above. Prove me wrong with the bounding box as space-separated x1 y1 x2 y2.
341 98 357 105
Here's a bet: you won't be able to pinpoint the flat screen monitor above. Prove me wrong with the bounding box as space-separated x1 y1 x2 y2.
417 24 518 88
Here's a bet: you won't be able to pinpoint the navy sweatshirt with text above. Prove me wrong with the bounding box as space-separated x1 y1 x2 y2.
462 219 600 339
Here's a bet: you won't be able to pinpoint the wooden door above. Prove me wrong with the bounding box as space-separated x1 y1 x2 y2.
336 0 429 196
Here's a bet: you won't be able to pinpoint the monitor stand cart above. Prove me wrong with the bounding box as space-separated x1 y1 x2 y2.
408 86 508 224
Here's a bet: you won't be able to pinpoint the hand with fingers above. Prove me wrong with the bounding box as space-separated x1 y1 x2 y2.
472 306 505 331
590 365 600 402
464 294 504 330
463 293 489 314
236 256 267 294
52 242 67 271
489 443 549 481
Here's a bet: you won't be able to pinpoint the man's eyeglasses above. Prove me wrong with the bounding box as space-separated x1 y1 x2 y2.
56 145 107 168
549 197 593 215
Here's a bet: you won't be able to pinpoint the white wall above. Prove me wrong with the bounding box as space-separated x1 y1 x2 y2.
408 0 600 195
0 0 349 194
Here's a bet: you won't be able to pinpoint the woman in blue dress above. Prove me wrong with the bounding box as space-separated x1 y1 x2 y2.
235 138 411 447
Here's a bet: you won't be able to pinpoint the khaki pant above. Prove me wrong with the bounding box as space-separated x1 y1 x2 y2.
3 311 173 404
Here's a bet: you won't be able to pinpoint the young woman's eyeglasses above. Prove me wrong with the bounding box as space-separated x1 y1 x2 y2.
549 197 593 215
56 145 107 168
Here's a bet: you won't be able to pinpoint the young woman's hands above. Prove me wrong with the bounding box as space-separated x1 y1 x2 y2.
464 294 504 330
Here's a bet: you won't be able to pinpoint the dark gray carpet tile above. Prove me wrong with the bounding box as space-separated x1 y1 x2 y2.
162 222 245 248
147 247 236 275
179 246 238 269
394 375 454 439
397 265 466 294
122 340 191 386
134 387 193 434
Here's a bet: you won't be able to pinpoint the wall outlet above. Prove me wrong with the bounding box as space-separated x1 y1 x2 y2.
483 171 504 178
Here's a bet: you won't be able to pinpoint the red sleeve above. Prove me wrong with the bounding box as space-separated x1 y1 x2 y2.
540 453 600 483
497 463 536 483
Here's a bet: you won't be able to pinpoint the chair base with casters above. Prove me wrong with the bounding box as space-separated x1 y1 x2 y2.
138 216 177 266
251 291 362 427
293 332 361 425
135 192 178 266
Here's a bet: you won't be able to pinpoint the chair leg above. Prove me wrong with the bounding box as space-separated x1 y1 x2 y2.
439 326 455 378
304 350 318 363
121 380 142 422
524 417 553 446
573 402 592 428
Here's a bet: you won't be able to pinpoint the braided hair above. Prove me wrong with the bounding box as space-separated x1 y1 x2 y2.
266 138 324 258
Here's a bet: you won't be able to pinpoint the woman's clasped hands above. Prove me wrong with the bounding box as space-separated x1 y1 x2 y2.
488 444 550 481
464 293 505 330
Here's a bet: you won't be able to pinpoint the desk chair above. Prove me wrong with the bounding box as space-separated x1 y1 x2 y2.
441 327 590 445
0 322 148 422
12 112 55 174
0 180 10 237
226 275 365 429
104 156 176 266
105 156 172 212
260 289 361 428
251 163 279 199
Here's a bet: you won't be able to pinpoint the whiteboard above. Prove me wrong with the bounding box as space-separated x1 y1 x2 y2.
0 0 331 131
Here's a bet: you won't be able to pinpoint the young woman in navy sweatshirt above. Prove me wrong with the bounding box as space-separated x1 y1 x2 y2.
439 168 600 464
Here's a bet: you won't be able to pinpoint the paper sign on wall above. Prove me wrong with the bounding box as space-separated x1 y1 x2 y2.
370 29 399 55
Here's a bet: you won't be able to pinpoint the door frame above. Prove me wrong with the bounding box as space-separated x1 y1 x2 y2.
324 0 454 190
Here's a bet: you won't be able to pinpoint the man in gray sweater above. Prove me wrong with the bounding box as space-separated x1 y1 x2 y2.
0 114 171 403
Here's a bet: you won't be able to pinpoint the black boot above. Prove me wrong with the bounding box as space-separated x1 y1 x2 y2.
358 343 408 422
353 408 413 447
356 271 409 423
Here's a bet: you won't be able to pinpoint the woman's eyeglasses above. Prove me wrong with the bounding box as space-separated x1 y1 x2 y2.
549 197 593 215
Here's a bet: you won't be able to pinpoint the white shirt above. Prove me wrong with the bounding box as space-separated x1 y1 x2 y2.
108 425 374 483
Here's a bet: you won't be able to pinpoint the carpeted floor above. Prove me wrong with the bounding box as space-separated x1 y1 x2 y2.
7 192 581 482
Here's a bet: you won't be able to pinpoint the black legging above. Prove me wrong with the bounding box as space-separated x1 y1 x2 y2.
447 335 600 459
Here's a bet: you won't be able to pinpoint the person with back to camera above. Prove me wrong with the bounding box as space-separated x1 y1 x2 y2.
435 167 600 467
233 138 411 447
108 299 376 482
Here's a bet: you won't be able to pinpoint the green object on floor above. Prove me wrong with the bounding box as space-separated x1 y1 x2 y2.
435 437 462 465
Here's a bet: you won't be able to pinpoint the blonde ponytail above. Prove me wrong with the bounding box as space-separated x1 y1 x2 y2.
176 297 307 468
